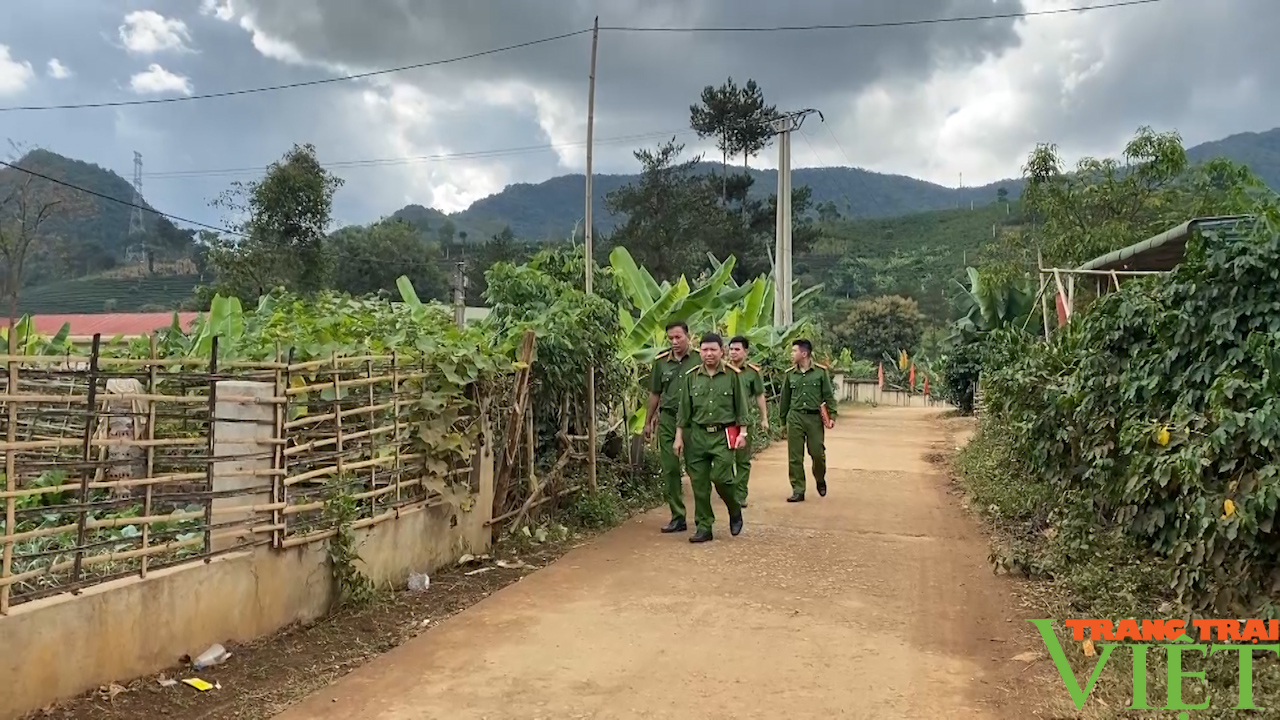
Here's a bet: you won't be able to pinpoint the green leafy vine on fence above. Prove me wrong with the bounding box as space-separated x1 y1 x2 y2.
322 476 376 610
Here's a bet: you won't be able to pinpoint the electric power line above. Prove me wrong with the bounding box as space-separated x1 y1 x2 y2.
0 0 1165 113
143 128 695 180
0 159 244 236
600 0 1164 32
0 160 522 267
0 30 592 113
823 123 856 168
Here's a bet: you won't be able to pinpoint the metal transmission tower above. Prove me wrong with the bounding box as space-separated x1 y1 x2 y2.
126 151 147 265
770 109 821 326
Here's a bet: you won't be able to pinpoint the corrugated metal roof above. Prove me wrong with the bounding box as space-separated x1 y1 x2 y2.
30 313 199 337
1076 215 1254 272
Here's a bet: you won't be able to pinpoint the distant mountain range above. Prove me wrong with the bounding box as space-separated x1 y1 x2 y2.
9 126 1280 263
397 126 1280 241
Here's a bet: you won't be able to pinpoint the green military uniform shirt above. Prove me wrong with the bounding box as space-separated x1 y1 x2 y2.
677 360 747 534
731 362 765 506
780 363 837 418
650 349 699 412
735 362 766 408
677 362 748 430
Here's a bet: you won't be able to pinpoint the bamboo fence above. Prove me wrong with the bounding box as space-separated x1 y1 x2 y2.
0 336 490 614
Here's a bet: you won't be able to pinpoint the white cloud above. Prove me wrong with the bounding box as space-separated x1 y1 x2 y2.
119 10 194 54
199 0 237 22
0 45 35 96
46 58 72 79
348 82 509 213
129 64 193 95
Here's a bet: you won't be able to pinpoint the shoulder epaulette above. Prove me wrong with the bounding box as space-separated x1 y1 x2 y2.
787 365 798 372
655 350 670 360
815 362 830 370
726 364 741 373
747 362 762 372
685 364 700 375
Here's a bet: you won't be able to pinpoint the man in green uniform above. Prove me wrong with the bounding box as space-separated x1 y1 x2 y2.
674 333 746 543
645 321 699 533
727 335 768 508
780 338 837 502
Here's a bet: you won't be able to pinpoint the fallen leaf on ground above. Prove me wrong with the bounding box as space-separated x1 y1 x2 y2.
1012 651 1043 663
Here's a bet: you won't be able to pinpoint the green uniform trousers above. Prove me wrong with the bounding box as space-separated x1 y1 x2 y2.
658 411 686 522
734 439 752 505
685 424 741 532
787 411 826 494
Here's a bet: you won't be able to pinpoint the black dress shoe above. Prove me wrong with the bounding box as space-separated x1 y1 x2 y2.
816 480 827 497
661 518 687 533
787 493 805 503
689 529 713 543
729 514 744 536
740 501 749 508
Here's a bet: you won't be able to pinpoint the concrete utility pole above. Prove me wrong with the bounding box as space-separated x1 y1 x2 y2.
451 261 467 328
583 16 599 492
770 109 820 326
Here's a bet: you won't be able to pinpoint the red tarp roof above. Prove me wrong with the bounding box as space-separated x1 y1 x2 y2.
28 313 200 337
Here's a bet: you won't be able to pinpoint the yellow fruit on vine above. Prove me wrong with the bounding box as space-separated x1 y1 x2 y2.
1224 499 1237 518
1156 426 1170 446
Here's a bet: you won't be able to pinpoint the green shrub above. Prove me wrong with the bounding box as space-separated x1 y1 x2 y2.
976 217 1280 615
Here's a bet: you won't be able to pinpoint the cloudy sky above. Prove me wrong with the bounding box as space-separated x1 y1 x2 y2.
0 0 1272 229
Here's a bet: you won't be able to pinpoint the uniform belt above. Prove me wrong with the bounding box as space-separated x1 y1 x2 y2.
701 424 724 433
792 409 821 415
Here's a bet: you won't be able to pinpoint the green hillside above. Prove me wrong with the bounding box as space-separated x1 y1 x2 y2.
798 201 1023 321
18 274 200 314
449 126 1280 241
0 150 195 287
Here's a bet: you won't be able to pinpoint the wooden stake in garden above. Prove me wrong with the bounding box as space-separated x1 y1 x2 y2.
583 15 600 493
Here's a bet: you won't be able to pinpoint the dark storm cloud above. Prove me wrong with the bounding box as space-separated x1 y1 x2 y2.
4 0 1280 227
971 0 1280 163
223 0 1028 132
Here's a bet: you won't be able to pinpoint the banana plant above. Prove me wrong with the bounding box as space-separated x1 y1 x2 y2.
948 267 1040 344
0 315 71 355
610 247 741 365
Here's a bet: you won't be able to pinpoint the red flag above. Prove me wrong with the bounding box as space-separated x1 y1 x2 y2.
923 377 930 396
909 364 916 389
1055 291 1069 327
878 362 885 388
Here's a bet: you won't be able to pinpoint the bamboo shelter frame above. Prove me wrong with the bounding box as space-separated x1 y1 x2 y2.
1035 215 1255 339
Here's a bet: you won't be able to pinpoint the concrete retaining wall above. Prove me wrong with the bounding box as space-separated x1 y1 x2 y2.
833 374 952 410
0 413 495 719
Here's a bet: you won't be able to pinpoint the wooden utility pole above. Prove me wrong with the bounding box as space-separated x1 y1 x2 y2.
583 17 599 492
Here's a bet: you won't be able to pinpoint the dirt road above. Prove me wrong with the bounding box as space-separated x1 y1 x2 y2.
273 407 1054 720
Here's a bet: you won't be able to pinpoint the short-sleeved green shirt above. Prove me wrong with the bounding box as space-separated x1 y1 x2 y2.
780 363 837 418
735 363 765 401
676 362 748 429
649 349 698 413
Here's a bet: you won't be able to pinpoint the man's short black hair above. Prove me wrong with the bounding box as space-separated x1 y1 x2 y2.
793 339 813 354
728 335 749 350
665 320 689 333
700 332 724 347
